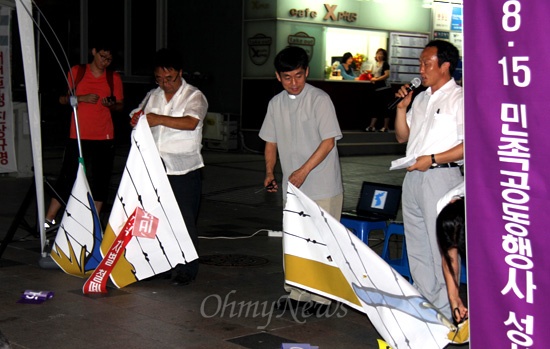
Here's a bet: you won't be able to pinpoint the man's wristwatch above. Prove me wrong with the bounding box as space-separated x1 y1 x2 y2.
431 154 437 166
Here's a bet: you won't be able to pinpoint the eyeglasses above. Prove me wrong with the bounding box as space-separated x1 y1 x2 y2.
98 53 113 63
155 72 180 85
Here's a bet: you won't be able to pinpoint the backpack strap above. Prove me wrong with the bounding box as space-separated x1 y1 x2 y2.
61 64 115 104
70 64 113 95
60 64 86 105
71 64 87 94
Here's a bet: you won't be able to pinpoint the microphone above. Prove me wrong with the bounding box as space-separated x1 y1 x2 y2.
387 77 422 110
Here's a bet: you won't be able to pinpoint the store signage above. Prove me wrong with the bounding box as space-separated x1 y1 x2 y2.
288 32 315 61
247 33 272 66
251 0 270 10
288 4 357 23
289 8 317 18
451 6 462 32
323 4 357 22
433 31 450 40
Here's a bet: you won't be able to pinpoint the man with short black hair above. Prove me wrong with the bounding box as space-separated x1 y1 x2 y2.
259 46 343 313
130 48 208 286
393 40 464 319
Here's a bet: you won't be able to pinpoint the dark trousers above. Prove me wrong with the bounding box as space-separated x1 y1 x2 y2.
54 139 115 203
168 169 201 279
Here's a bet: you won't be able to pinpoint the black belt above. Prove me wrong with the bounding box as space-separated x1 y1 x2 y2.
430 162 460 169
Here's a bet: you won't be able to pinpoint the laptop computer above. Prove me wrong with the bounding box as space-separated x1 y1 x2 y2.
343 181 402 221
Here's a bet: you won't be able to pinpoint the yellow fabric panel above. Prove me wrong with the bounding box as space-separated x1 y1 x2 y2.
50 231 90 277
447 319 469 344
285 254 361 307
101 224 137 288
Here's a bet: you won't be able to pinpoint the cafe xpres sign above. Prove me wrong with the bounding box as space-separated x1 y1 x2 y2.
288 4 357 23
247 33 272 66
323 4 357 22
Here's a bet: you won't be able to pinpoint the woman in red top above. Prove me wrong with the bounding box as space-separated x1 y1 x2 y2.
45 42 124 229
366 48 392 132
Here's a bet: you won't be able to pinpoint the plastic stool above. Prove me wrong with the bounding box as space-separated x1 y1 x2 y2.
381 222 412 283
340 216 387 246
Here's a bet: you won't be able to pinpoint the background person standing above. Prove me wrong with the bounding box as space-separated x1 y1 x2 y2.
45 42 124 229
366 48 392 132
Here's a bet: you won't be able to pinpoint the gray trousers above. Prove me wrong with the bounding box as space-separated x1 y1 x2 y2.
402 168 463 319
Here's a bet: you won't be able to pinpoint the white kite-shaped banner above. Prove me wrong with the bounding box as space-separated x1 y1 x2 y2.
51 162 103 276
87 117 198 291
284 183 456 349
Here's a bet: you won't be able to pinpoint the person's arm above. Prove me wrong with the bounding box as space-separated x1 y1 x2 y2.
395 107 410 143
59 95 70 105
59 67 78 105
264 142 279 192
146 113 200 130
110 100 124 112
407 143 463 172
432 143 464 164
288 137 335 188
130 91 153 126
101 97 124 111
145 91 207 130
59 93 100 105
442 249 468 323
102 72 124 112
394 84 414 143
339 64 358 81
371 69 390 82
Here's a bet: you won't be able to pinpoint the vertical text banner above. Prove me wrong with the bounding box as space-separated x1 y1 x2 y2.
0 7 16 173
464 1 549 348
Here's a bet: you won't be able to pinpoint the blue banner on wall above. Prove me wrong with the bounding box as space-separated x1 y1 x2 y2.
451 6 462 32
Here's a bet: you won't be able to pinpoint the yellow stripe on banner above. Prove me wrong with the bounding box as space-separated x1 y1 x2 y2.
50 231 90 277
285 254 361 307
101 224 137 288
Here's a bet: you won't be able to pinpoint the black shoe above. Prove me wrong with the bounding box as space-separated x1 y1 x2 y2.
276 297 308 311
172 273 195 286
303 302 330 316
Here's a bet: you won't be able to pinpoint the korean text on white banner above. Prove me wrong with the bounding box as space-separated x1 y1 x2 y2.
464 1 549 347
83 116 198 293
0 7 17 174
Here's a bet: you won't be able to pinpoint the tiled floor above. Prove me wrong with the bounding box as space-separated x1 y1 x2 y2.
0 147 468 348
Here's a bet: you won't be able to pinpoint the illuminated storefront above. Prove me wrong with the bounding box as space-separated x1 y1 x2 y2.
242 0 462 134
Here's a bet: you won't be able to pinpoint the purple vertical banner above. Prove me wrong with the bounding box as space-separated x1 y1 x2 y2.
464 1 550 348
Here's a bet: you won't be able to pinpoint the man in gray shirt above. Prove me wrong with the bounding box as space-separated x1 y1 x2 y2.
259 46 343 315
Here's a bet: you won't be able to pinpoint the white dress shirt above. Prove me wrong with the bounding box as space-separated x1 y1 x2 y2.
406 78 464 164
